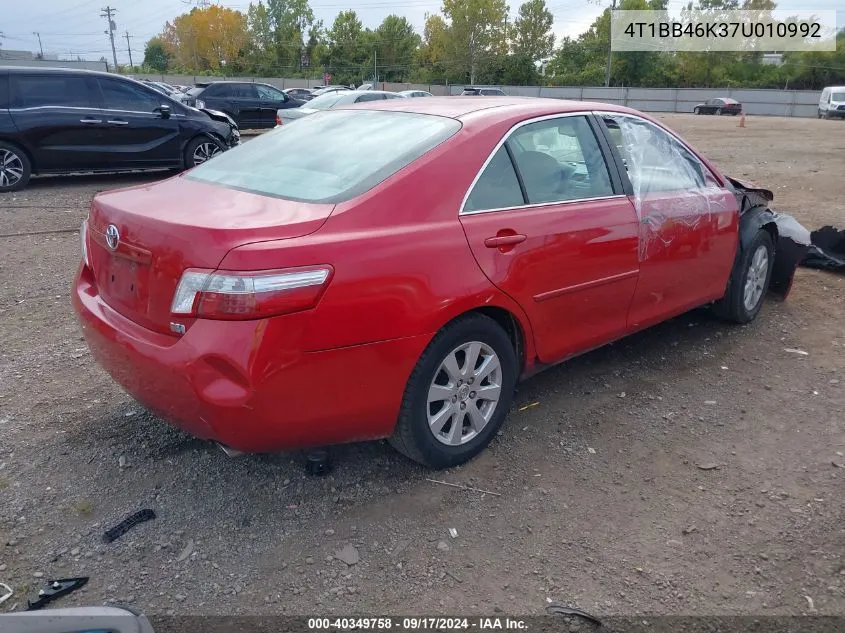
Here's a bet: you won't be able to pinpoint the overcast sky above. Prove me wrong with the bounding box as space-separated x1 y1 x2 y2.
0 0 840 67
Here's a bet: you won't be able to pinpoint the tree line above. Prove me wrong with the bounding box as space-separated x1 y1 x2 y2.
139 0 845 90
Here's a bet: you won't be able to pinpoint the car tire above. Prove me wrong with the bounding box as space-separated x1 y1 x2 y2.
716 108 723 115
0 142 32 192
184 136 223 169
712 229 774 324
694 107 700 115
818 109 823 119
389 313 517 469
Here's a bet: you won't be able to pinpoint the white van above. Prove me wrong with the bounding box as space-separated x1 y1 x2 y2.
818 86 845 119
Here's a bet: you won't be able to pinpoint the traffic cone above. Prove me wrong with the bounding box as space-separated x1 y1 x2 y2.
738 113 746 128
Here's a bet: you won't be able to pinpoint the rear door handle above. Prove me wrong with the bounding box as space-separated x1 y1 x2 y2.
80 118 102 124
107 120 129 125
484 234 526 248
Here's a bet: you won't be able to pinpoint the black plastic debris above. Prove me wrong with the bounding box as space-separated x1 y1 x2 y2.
103 509 156 543
26 577 89 610
305 450 332 476
547 604 602 627
802 225 845 271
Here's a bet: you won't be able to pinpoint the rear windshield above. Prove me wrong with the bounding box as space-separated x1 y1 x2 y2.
187 110 461 203
305 92 346 110
188 87 205 97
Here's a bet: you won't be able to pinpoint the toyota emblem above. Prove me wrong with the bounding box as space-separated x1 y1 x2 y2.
105 224 120 251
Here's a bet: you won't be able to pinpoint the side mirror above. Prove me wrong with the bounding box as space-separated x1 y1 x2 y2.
157 104 171 119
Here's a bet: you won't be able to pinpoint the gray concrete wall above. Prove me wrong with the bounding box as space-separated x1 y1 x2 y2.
128 73 824 117
449 84 823 117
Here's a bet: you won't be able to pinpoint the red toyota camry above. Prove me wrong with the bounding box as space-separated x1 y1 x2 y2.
73 97 798 468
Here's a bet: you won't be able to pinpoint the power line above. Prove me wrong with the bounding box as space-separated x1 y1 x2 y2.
100 6 119 71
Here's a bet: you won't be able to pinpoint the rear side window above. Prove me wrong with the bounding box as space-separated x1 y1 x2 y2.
355 93 385 103
10 74 94 108
212 84 256 98
187 110 461 203
464 146 524 212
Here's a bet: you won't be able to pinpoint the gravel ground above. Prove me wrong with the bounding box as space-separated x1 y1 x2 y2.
0 114 843 617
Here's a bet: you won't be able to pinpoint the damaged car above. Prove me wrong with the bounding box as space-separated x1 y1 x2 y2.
73 98 803 469
0 67 239 192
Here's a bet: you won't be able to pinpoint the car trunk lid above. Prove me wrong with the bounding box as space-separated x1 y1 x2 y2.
87 175 334 334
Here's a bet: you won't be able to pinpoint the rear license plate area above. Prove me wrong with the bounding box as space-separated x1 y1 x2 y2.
104 256 149 312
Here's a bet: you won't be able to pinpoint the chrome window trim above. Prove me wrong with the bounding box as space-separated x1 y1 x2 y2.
459 111 618 215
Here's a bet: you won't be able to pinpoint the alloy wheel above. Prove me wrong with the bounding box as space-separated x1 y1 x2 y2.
192 142 222 165
743 244 769 312
426 341 502 446
0 149 25 188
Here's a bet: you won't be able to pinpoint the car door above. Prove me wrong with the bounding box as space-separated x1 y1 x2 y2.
7 72 104 171
598 113 739 331
93 76 181 169
459 114 640 364
256 83 295 127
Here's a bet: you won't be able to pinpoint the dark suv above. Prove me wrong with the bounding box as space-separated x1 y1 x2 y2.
0 67 240 192
186 81 303 128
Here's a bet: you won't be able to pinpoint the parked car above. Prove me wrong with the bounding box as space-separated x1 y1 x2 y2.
141 80 190 104
693 97 742 115
818 86 845 119
185 81 303 129
276 90 403 125
0 67 239 192
73 97 803 469
283 87 314 101
399 90 434 98
309 85 351 97
461 86 506 96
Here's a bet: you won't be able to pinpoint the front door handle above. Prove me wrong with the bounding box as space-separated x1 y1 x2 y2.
484 234 526 248
107 120 129 125
79 118 102 124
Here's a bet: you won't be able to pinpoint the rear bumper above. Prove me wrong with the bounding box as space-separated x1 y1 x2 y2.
72 265 430 452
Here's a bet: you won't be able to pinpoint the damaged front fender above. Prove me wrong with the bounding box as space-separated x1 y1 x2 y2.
726 176 809 301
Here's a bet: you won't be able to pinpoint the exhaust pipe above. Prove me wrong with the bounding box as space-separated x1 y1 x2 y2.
216 442 246 458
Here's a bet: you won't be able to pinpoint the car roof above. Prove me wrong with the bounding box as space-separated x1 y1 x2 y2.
338 96 643 121
0 66 116 78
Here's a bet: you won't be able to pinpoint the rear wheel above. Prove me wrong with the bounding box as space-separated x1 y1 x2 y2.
389 314 517 469
185 136 223 168
0 142 31 192
712 230 774 323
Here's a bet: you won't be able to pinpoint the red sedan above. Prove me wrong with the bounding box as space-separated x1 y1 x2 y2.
73 97 797 468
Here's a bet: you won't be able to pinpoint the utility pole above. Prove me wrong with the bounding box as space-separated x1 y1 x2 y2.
33 32 44 58
101 6 119 72
374 48 377 85
124 31 133 67
604 0 617 87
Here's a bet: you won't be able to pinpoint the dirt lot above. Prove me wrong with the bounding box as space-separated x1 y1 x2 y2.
0 114 843 617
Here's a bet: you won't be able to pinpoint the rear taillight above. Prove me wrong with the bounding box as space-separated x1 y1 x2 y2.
275 114 282 126
170 266 333 320
80 220 89 268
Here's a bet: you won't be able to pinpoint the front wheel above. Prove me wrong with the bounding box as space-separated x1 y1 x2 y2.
185 136 223 169
389 314 517 469
712 230 774 323
716 108 723 115
694 107 701 115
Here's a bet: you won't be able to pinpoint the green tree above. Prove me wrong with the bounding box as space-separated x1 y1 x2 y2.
325 10 368 84
442 0 509 84
512 0 554 63
142 37 170 71
373 15 420 82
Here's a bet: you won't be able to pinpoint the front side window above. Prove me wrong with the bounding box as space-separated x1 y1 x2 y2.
187 110 460 203
464 147 525 212
832 91 845 102
256 84 286 100
602 114 709 194
99 79 162 112
506 116 613 204
11 74 94 108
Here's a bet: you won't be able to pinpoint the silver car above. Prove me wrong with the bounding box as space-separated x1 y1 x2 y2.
276 90 404 125
398 90 434 98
